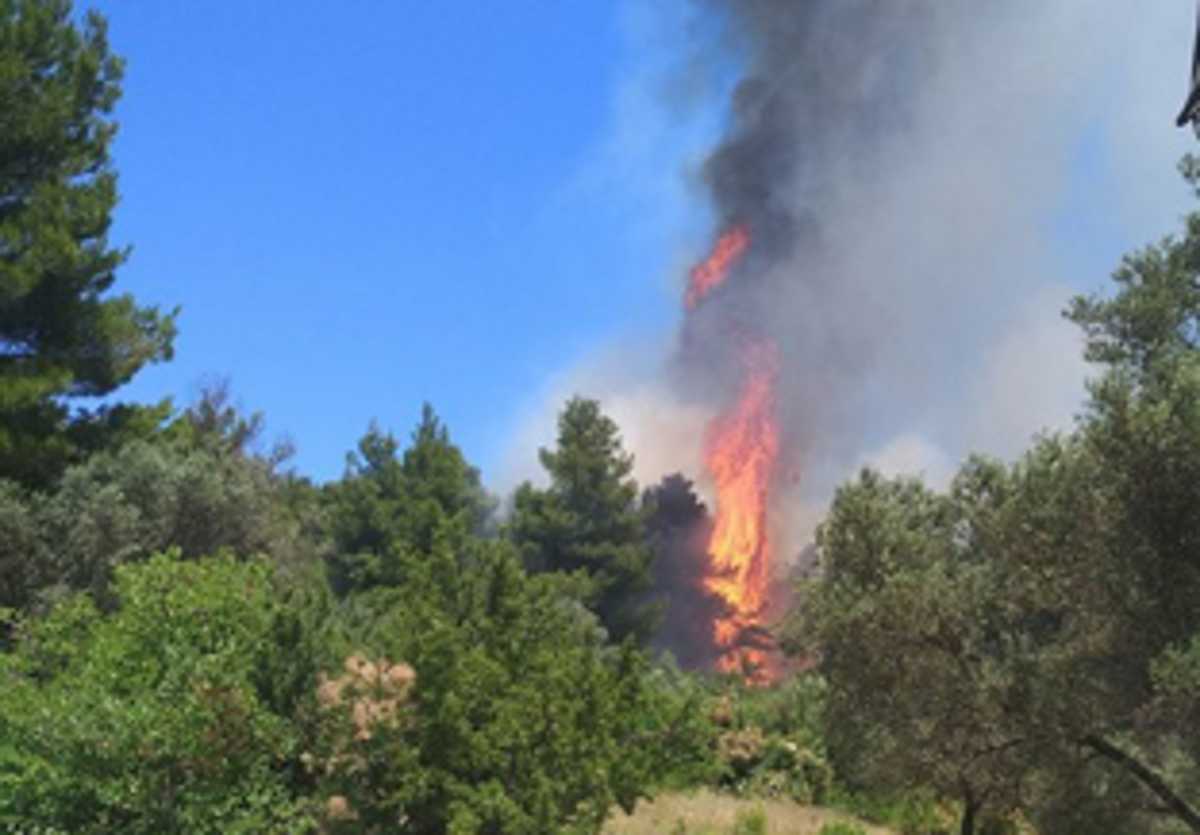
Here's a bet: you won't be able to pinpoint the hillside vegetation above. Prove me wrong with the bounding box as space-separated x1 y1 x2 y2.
4 3 1200 834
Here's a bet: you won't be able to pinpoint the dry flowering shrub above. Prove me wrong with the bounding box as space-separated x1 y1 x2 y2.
718 725 766 772
325 794 357 822
710 694 735 728
316 653 416 742
307 653 417 829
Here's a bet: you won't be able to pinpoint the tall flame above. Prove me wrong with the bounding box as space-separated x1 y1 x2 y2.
685 225 782 682
703 343 779 679
685 225 750 310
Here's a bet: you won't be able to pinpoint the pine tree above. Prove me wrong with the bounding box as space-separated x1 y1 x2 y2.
0 0 176 486
509 397 658 644
326 405 491 594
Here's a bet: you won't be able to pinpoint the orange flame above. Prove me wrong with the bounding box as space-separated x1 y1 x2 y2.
703 344 780 681
685 225 750 310
685 225 782 683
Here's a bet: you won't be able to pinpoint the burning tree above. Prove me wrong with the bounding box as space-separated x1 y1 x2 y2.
678 225 784 681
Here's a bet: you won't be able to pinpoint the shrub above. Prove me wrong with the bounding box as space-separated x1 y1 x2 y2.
324 534 710 833
817 822 868 835
33 440 320 605
711 675 834 805
0 552 314 833
828 787 947 835
308 654 421 832
731 806 768 835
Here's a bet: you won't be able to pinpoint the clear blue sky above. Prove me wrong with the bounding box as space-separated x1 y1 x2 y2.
91 2 711 483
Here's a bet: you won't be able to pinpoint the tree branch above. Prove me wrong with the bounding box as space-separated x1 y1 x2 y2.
1082 734 1200 833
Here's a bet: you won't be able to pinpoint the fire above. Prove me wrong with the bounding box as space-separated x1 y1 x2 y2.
703 344 779 680
685 225 782 682
684 225 749 310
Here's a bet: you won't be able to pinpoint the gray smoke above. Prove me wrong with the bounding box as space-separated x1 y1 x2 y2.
670 0 1192 555
680 4 961 419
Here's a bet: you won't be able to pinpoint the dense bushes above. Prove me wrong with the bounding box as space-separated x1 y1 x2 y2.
0 553 314 833
314 535 707 834
0 401 721 833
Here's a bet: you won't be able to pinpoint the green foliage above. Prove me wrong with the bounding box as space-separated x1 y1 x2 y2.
787 465 1032 829
788 157 1200 835
312 535 708 833
730 806 767 835
827 788 944 835
510 397 659 644
0 552 315 833
326 404 492 595
0 0 176 487
639 662 723 791
816 822 868 835
0 479 44 612
31 438 318 603
701 674 833 807
727 673 828 755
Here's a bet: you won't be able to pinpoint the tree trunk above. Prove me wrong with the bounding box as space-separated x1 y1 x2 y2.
960 785 980 835
1083 734 1200 834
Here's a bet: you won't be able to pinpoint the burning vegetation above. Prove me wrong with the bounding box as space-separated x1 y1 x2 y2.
683 227 783 681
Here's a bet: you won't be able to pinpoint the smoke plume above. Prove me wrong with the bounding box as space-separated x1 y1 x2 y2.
669 0 1190 529
503 1 1194 669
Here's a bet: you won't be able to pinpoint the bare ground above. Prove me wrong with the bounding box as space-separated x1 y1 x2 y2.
604 790 895 835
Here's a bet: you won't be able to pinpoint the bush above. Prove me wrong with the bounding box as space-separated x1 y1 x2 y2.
710 674 834 805
0 552 315 833
37 441 318 602
731 806 768 835
828 787 947 835
817 822 868 835
320 533 710 833
307 653 421 832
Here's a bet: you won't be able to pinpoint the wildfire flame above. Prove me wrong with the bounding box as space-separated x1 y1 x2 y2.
685 225 782 682
685 225 750 310
703 344 779 680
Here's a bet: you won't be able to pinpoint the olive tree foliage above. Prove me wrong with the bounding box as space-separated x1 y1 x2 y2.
0 553 319 834
788 465 1030 835
0 386 326 613
791 157 1200 835
37 440 300 595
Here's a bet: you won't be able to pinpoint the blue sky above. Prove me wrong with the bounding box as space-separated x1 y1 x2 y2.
88 2 1196 490
91 2 716 482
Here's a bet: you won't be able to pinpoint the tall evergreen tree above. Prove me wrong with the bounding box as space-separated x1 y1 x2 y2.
509 397 658 644
326 405 491 595
0 0 176 486
642 473 724 668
